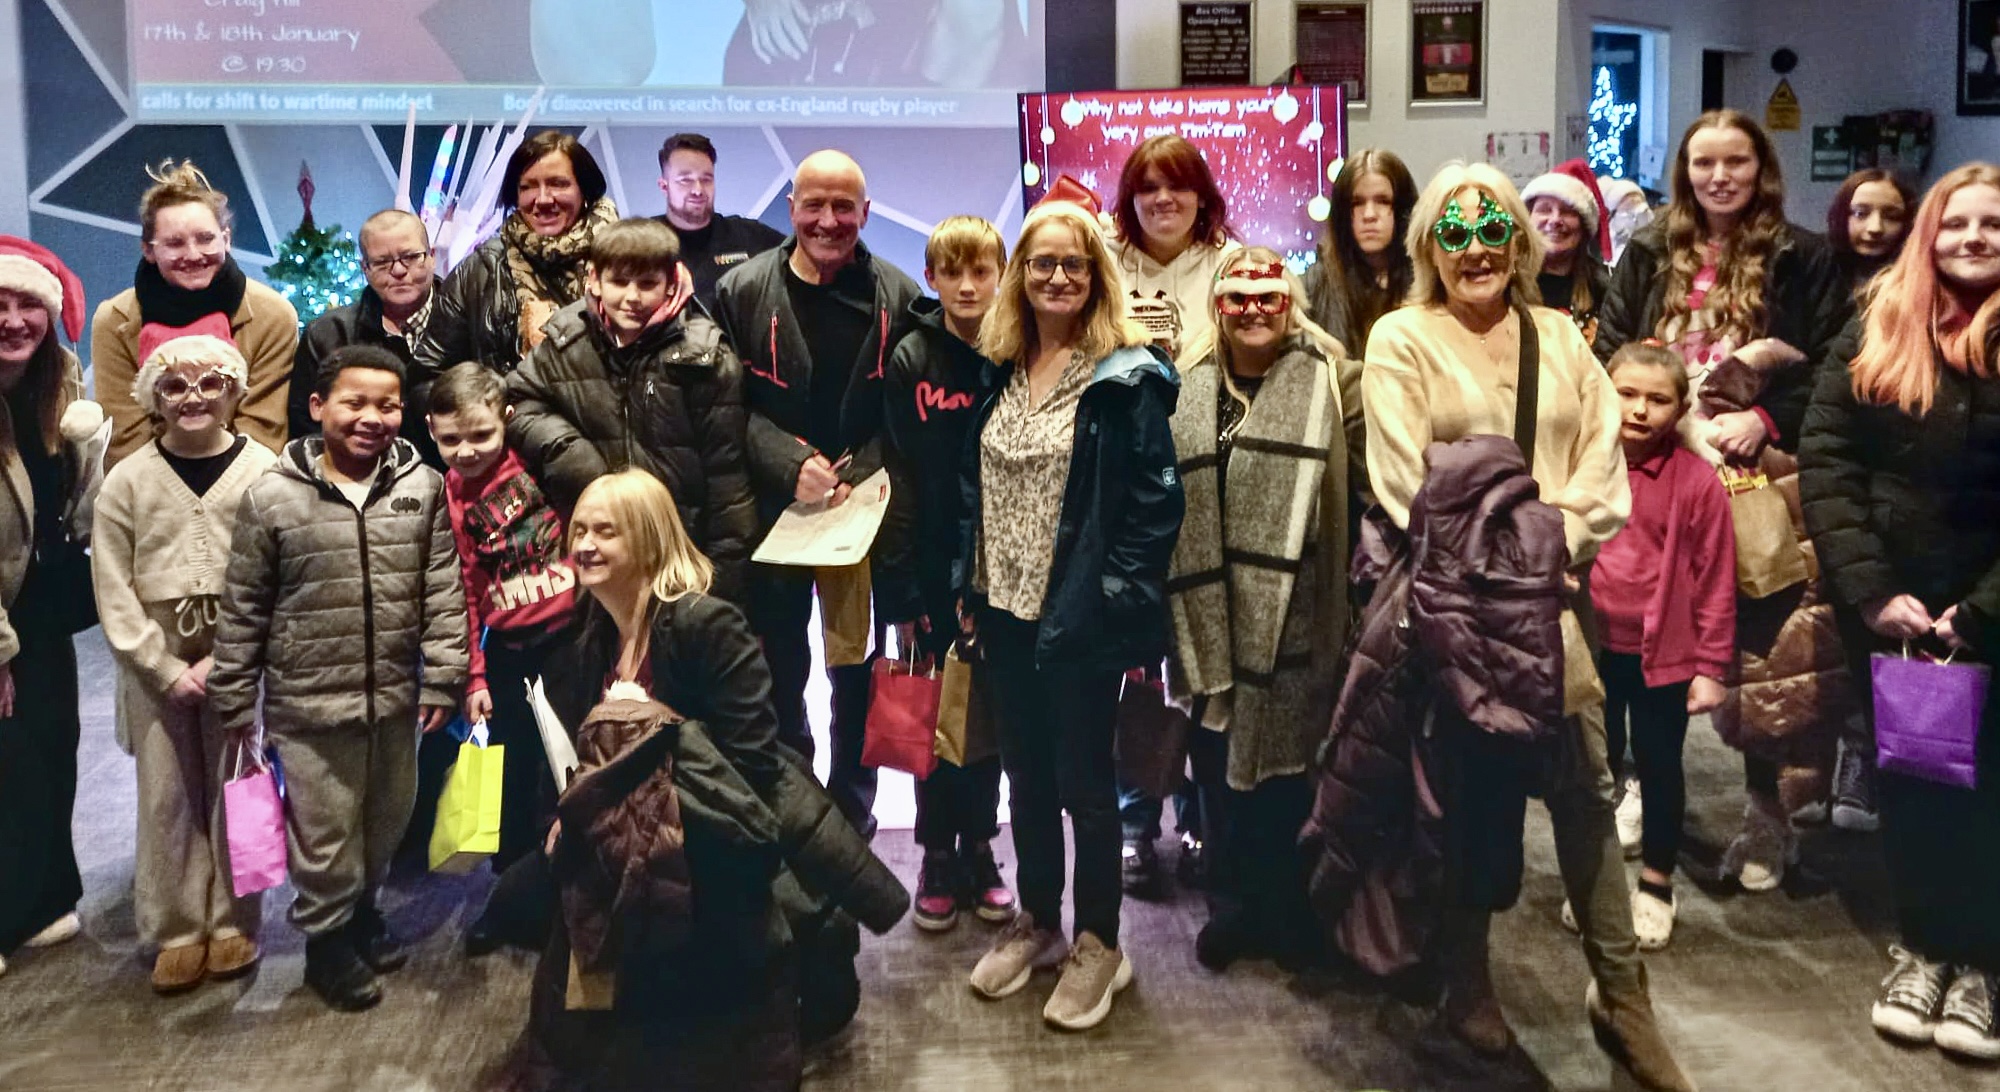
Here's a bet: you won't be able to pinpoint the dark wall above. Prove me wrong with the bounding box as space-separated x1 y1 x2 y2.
1047 0 1118 92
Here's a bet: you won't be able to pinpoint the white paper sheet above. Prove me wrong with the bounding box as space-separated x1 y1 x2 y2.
751 468 892 567
527 676 579 792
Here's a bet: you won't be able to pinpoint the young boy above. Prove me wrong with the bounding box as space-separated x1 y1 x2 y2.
208 343 467 1012
875 216 1015 932
428 361 574 882
506 217 755 604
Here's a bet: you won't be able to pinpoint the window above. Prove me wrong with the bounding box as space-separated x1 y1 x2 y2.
1591 25 1668 189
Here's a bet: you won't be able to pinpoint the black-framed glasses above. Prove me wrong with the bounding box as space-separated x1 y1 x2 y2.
1026 256 1092 281
1432 193 1517 253
363 250 432 273
155 370 235 404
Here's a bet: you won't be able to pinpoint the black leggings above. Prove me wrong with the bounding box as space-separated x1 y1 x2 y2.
1600 651 1690 876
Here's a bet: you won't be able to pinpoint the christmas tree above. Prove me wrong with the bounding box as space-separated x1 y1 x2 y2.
264 162 366 325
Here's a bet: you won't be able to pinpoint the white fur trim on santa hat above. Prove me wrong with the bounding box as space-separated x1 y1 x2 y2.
132 333 250 419
0 254 63 320
1520 174 1600 235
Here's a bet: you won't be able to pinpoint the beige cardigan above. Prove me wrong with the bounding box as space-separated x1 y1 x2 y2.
90 280 297 467
1362 304 1630 565
91 437 277 702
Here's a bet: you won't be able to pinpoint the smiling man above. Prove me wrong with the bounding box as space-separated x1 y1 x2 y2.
713 148 921 839
654 133 783 313
290 209 443 466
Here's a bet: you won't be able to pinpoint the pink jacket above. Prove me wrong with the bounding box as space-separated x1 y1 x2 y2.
1596 445 1736 686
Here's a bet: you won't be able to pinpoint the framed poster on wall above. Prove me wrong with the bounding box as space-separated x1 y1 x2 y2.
1962 0 2000 115
1410 0 1485 106
1181 2 1257 87
1295 2 1369 106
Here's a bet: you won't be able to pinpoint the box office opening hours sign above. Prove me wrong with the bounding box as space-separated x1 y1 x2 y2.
1181 3 1254 86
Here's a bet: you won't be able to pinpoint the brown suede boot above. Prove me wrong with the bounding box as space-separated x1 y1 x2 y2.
1439 910 1513 1057
1586 970 1699 1092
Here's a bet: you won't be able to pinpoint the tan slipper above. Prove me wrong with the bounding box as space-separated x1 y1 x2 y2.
205 934 261 980
152 944 208 994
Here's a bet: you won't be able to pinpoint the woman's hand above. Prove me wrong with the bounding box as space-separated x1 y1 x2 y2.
1735 338 1807 372
1935 604 1970 652
1862 594 1935 640
465 688 493 725
956 599 979 650
418 704 454 734
545 818 562 857
1686 675 1726 715
1710 410 1771 461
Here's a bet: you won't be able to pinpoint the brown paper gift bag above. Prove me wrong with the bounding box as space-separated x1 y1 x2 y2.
1720 468 1808 599
815 560 873 667
934 648 998 767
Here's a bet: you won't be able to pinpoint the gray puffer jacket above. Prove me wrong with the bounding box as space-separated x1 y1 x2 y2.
209 436 468 734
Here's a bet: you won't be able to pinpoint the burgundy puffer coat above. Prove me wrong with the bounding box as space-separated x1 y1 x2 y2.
1303 435 1568 975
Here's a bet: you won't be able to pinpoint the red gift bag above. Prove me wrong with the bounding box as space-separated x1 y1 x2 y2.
862 657 941 780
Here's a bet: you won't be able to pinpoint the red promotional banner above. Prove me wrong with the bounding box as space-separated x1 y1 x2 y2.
1018 85 1348 260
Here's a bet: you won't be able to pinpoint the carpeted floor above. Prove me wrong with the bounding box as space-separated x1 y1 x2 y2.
2 630 1995 1091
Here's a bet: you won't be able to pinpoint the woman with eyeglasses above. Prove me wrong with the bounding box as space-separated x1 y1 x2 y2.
90 160 298 468
415 130 618 377
0 236 104 978
1164 247 1365 973
1597 110 1857 890
91 333 276 994
960 200 1183 1031
1358 163 1694 1091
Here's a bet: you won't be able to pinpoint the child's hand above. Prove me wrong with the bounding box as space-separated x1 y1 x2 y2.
1686 675 1726 715
465 688 493 725
418 704 453 734
168 664 208 707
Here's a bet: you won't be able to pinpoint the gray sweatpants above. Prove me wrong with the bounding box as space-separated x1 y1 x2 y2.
265 717 420 937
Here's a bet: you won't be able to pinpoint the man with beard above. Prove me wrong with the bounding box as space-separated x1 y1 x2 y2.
655 133 784 313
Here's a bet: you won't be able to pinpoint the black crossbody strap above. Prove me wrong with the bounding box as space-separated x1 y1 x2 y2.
1513 306 1540 461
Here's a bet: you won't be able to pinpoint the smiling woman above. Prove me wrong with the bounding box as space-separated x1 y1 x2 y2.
89 160 298 468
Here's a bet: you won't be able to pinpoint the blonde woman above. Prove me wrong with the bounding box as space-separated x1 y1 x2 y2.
1363 163 1692 1091
1166 247 1365 971
90 160 296 466
92 334 276 992
1801 163 2000 1058
961 200 1183 1030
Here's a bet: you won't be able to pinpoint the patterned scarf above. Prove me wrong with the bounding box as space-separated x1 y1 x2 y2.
500 196 619 314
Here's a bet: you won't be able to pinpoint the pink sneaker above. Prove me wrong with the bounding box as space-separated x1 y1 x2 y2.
963 841 1017 923
913 850 960 932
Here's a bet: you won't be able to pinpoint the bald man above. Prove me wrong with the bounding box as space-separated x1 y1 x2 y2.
290 209 443 466
714 150 921 839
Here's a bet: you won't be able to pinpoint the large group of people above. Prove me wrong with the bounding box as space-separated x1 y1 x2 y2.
0 107 1994 1092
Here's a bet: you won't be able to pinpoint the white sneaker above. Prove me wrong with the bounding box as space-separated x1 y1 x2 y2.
1936 969 2000 1060
1632 888 1675 951
1614 777 1644 859
1722 804 1796 892
1872 945 1949 1043
1560 898 1579 934
24 911 80 948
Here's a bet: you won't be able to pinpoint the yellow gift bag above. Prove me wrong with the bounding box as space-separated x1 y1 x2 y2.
429 720 505 874
816 560 875 667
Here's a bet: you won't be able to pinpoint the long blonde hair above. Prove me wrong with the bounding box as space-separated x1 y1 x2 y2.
1404 162 1544 308
570 469 713 603
1655 111 1789 346
978 202 1150 365
1849 163 2000 414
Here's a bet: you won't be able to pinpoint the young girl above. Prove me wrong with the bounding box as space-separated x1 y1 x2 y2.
91 333 277 992
1590 342 1736 950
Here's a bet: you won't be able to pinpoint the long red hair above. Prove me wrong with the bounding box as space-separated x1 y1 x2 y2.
1850 163 2000 414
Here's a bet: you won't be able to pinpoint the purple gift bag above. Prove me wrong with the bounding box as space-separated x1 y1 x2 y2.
223 741 289 897
1872 648 1989 790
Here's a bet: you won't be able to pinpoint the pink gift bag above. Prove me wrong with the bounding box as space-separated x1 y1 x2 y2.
223 740 289 897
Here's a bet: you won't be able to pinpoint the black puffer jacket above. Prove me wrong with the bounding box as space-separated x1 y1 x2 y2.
957 346 1186 674
414 236 531 375
1800 320 2000 652
1595 221 1853 447
875 297 993 649
507 300 756 604
290 286 443 468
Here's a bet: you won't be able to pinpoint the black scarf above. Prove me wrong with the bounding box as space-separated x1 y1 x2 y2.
134 256 248 327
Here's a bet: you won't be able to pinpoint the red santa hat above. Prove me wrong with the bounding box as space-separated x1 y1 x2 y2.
0 235 86 342
137 311 236 372
1520 160 1613 257
1035 174 1103 217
